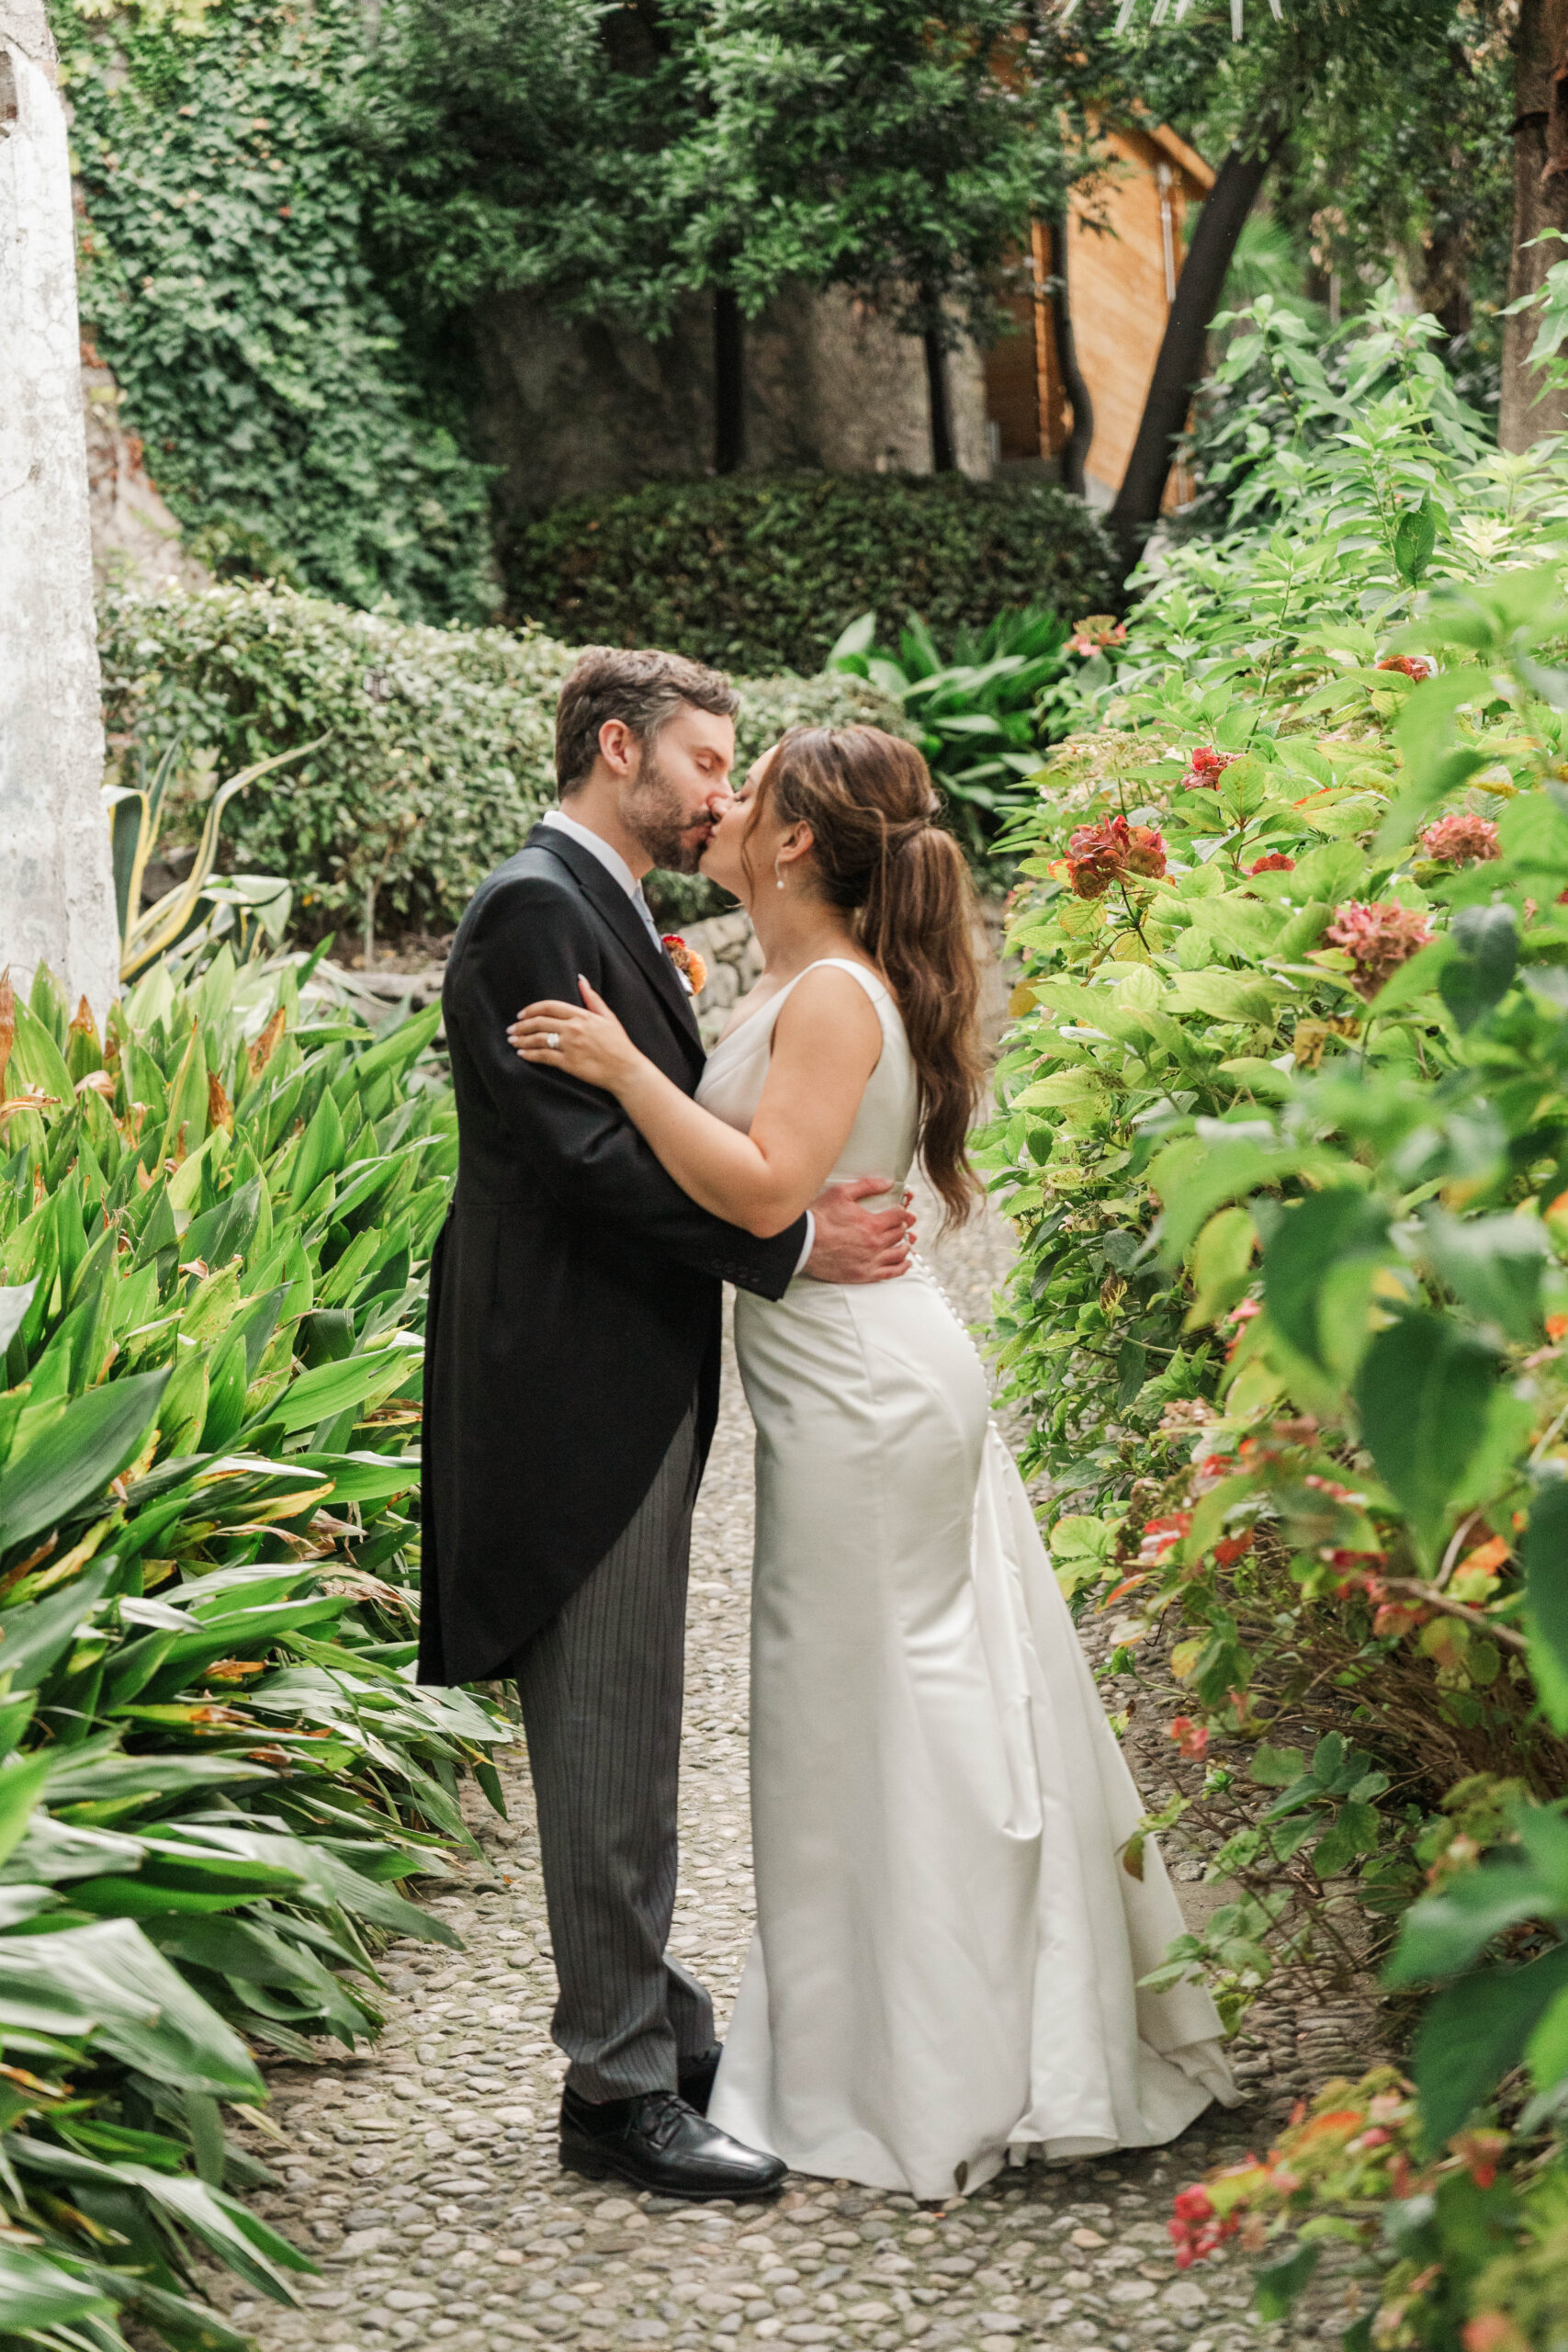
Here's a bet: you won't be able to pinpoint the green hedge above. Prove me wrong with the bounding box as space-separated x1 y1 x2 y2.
97 583 905 940
508 471 1118 676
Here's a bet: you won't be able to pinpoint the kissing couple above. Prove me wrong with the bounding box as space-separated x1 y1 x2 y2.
419 647 1235 2206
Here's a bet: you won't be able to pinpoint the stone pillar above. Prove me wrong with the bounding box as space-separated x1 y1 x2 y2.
0 0 120 1018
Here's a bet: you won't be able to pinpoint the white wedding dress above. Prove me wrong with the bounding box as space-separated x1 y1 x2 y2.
695 959 1235 2200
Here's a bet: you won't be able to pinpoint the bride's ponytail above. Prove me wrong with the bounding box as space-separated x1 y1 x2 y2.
750 728 984 1224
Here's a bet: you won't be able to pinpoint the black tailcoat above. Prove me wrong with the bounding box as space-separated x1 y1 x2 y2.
417 824 805 1686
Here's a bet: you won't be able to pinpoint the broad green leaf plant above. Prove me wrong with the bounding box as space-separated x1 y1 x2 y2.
0 943 506 2351
981 295 1568 2343
826 605 1073 864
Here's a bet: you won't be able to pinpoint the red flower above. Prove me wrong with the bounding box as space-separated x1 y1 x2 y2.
1168 2184 1238 2267
1377 654 1436 681
1249 852 1296 875
1138 1511 1192 1566
1065 814 1168 899
1419 811 1500 867
1180 746 1237 791
1323 900 1435 1001
662 934 709 993
1168 1716 1210 1760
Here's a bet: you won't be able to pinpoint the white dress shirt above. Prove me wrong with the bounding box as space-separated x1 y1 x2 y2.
540 807 814 1274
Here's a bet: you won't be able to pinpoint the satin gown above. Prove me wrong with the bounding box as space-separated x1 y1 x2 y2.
696 958 1235 2200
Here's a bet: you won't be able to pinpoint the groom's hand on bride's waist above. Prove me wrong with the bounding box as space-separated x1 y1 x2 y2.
800 1177 914 1283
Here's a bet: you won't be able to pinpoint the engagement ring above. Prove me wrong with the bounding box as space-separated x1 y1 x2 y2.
547 1031 560 1049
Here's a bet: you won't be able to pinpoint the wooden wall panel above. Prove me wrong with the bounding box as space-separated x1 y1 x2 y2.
984 127 1210 510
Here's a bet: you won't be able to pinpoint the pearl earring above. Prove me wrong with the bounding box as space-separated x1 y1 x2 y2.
774 859 786 890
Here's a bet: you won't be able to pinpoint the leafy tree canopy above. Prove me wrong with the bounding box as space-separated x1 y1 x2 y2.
355 0 1078 344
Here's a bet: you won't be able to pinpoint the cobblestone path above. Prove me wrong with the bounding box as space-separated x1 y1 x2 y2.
223 1205 1348 2352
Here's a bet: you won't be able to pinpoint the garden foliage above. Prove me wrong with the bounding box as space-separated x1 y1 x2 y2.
507 472 1115 679
827 606 1075 865
97 584 903 945
357 0 1077 345
0 947 508 2349
980 295 1568 2339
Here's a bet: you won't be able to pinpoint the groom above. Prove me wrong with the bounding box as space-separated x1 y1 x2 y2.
420 647 911 2200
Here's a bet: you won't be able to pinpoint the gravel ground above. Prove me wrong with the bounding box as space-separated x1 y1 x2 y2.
219 1196 1375 2352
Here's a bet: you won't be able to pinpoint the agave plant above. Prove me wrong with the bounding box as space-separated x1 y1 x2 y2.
825 606 1070 862
106 737 321 983
0 946 504 2350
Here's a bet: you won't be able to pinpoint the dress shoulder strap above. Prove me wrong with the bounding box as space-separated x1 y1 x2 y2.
798 956 890 1004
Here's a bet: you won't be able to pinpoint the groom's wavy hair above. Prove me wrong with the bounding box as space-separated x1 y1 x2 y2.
745 726 984 1226
555 647 740 793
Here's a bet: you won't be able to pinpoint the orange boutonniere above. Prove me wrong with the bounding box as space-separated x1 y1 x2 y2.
662 933 707 994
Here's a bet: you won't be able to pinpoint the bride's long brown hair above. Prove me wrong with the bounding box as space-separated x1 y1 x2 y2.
745 726 984 1224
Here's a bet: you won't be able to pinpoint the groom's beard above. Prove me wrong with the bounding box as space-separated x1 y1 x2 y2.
625 748 714 876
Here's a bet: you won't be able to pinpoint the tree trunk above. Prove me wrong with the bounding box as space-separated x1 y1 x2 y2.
714 284 745 474
1500 0 1568 451
1420 221 1472 345
922 309 955 474
1046 208 1093 499
1106 134 1282 588
0 3 119 1019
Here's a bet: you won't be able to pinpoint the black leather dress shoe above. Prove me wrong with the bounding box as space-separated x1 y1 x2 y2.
559 2084 784 2200
678 2045 722 2117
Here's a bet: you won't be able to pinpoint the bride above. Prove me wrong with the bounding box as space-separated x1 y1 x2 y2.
510 723 1235 2200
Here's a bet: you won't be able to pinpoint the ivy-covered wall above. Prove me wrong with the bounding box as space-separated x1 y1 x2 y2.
59 0 497 624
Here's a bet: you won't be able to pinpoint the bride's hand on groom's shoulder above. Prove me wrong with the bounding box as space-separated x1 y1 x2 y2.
508 977 642 1093
802 1177 915 1283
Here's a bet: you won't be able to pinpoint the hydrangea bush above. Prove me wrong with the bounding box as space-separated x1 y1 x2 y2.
980 297 1568 2343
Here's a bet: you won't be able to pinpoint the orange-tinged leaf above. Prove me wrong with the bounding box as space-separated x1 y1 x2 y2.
247 1007 287 1075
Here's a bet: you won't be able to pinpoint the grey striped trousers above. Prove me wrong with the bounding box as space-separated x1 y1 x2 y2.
513 1399 716 2101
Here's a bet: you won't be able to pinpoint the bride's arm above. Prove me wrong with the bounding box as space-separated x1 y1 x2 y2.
510 966 883 1237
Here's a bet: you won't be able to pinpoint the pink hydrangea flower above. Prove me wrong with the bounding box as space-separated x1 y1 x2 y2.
1419 811 1500 867
1323 900 1436 1001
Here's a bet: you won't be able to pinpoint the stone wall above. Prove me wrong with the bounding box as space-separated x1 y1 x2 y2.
472 284 992 526
317 899 1012 1056
681 899 1011 1052
84 341 211 595
682 910 766 1048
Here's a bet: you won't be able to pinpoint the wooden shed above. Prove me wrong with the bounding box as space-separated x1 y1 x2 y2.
984 121 1214 511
